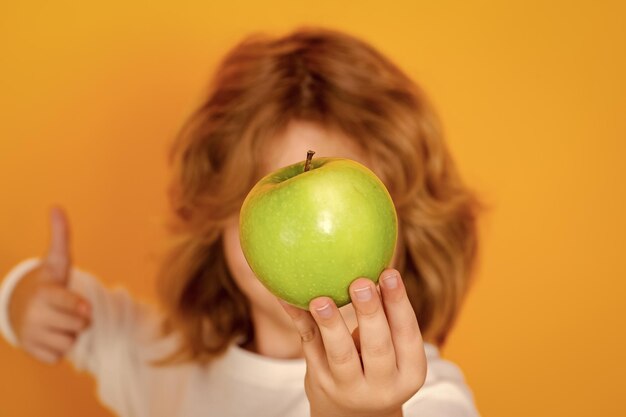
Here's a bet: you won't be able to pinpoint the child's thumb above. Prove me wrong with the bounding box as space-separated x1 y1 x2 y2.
44 205 72 285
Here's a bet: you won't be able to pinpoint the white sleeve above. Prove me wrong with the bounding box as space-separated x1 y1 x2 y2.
0 258 157 417
402 344 481 417
0 258 40 346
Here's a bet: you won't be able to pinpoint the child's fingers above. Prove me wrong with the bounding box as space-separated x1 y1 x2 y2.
46 286 91 319
309 296 363 386
27 343 60 364
277 299 329 375
379 269 427 379
37 329 76 353
349 277 397 382
40 305 90 334
45 206 72 283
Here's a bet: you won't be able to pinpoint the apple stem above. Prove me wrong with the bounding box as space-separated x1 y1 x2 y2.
304 150 315 172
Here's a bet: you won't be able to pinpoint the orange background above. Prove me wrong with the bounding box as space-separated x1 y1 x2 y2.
1 1 625 416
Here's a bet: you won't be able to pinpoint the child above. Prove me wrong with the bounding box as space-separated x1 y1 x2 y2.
0 27 480 417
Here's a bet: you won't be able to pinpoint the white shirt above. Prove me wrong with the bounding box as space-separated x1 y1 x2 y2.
0 258 480 417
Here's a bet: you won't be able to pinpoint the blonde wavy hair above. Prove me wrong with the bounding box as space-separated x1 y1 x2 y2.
157 27 480 363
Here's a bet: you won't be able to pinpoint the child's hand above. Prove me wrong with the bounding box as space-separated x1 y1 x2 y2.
279 269 427 417
8 207 91 364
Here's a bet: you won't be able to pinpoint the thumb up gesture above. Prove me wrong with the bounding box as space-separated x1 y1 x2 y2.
8 207 91 363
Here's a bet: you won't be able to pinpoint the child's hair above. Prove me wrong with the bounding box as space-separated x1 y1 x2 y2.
157 27 480 363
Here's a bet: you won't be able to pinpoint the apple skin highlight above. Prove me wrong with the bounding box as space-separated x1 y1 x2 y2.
239 156 398 310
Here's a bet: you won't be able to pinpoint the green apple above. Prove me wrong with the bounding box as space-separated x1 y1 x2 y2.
239 152 397 309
